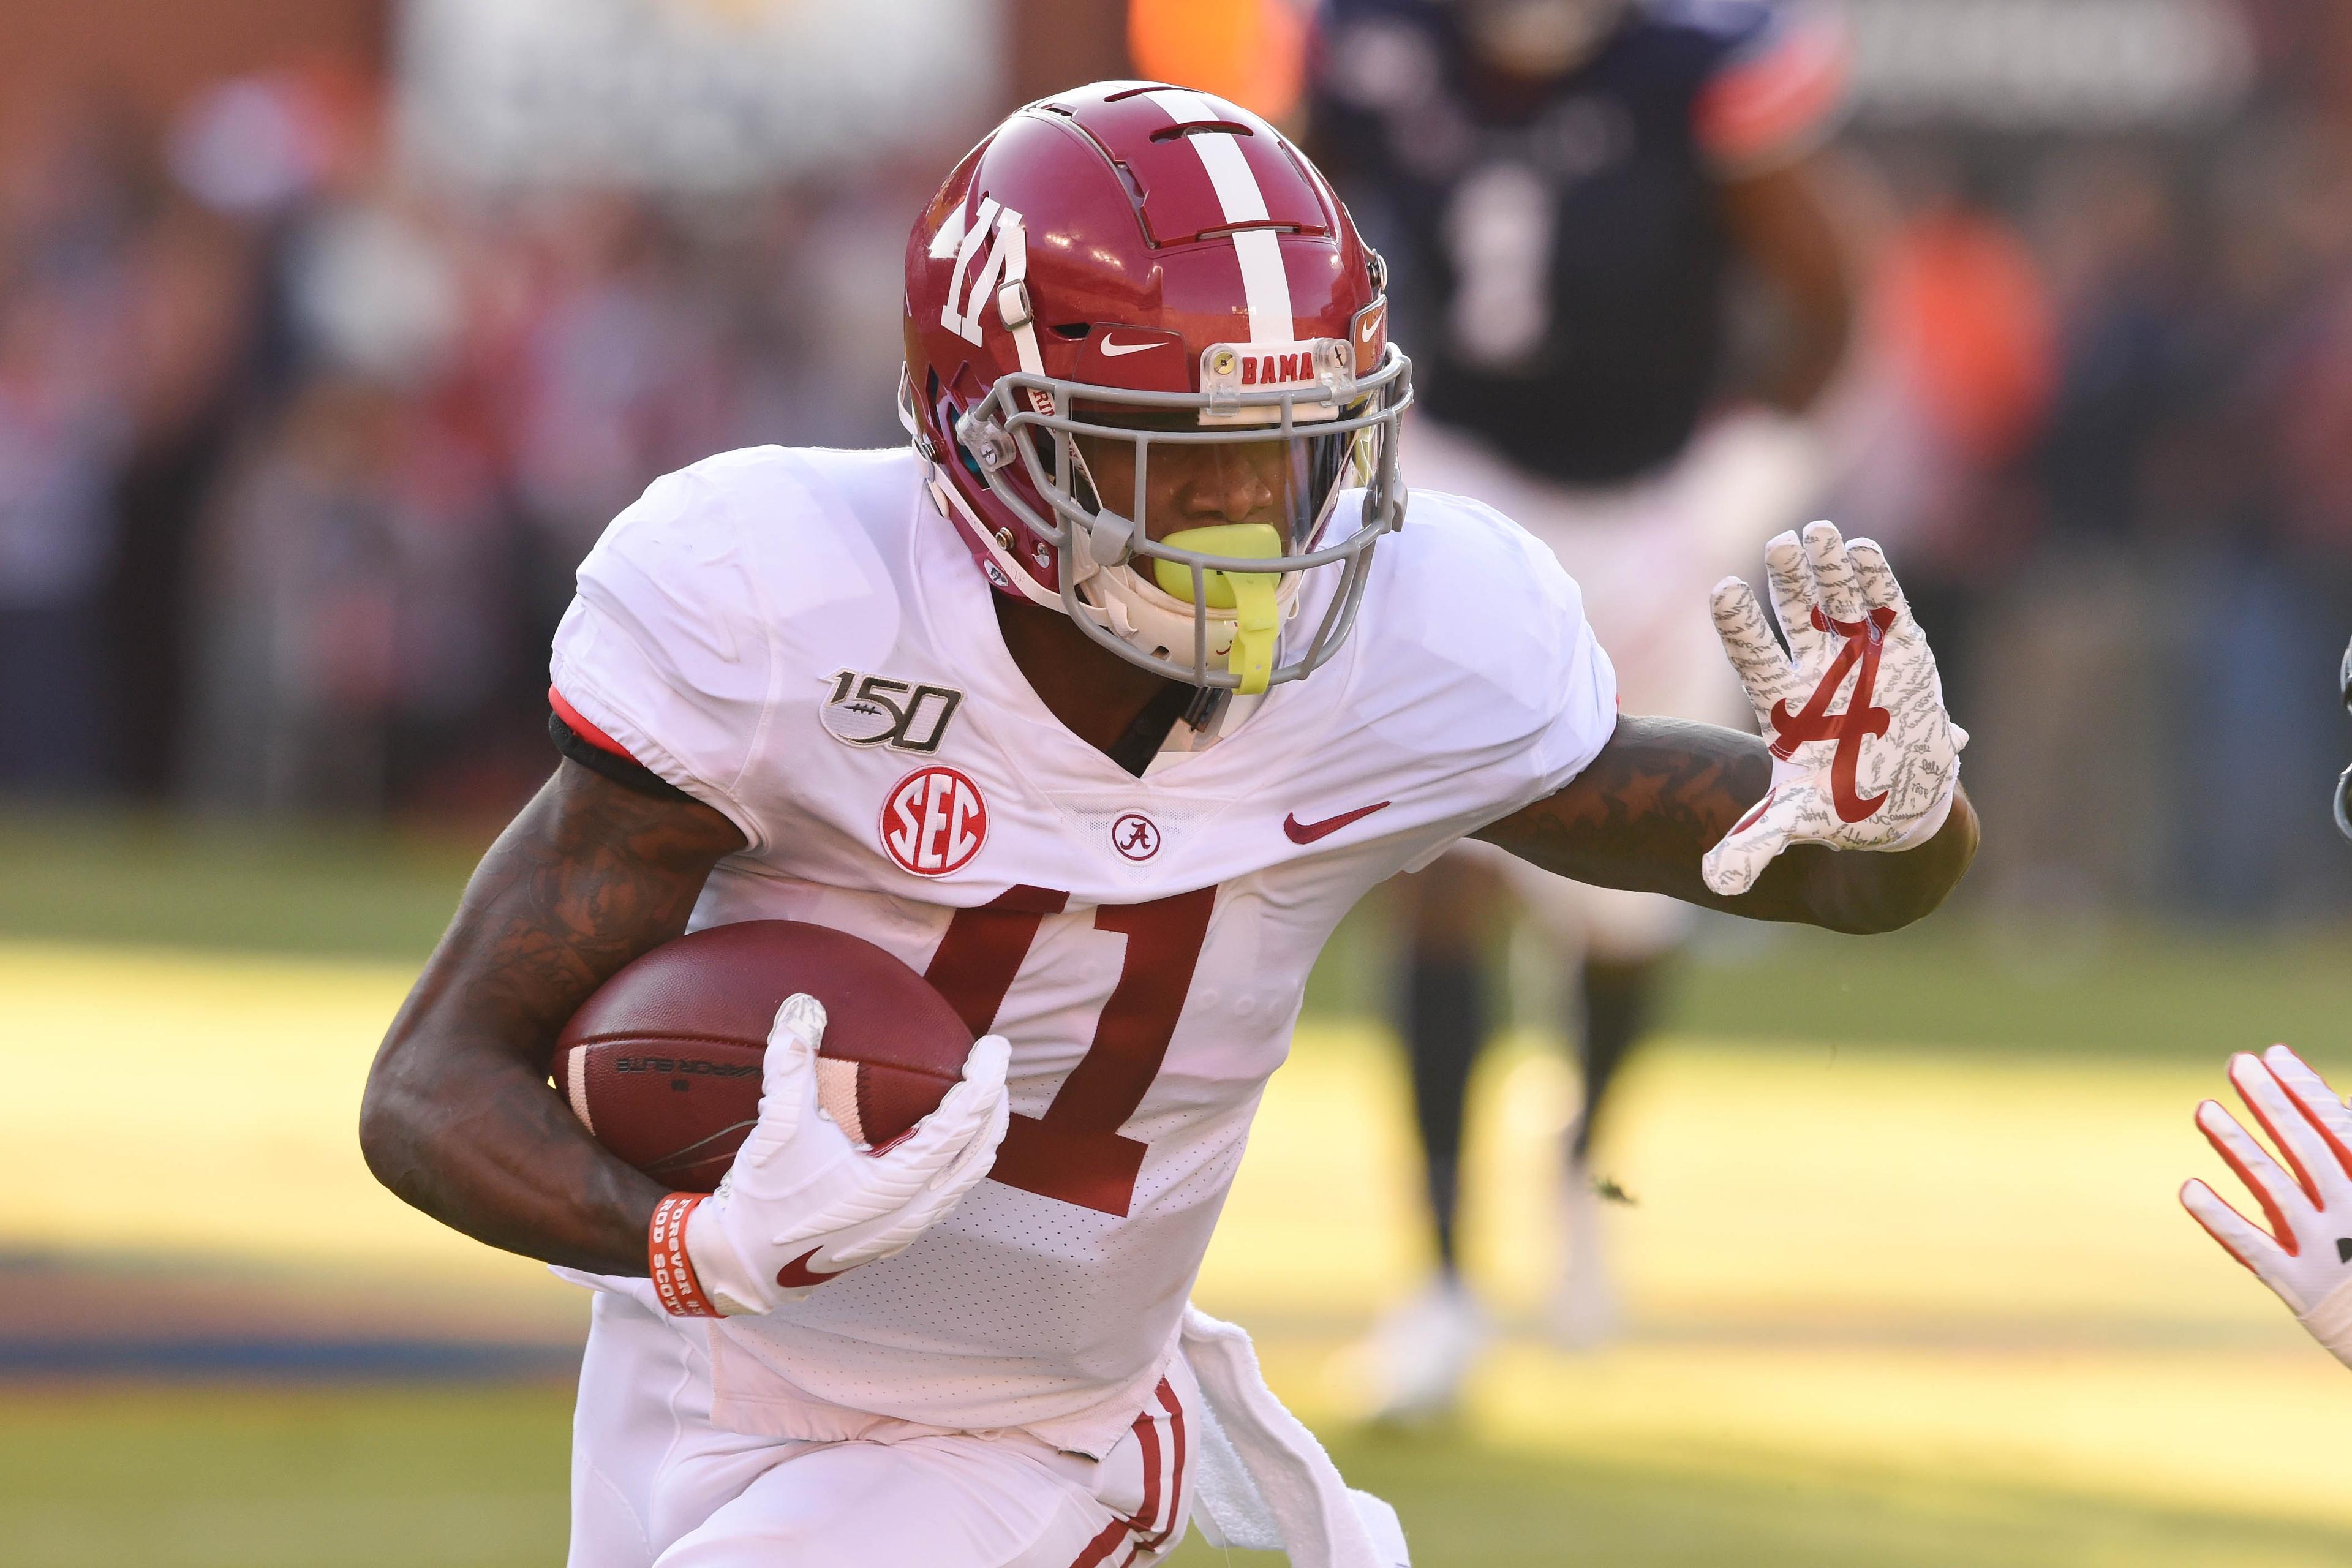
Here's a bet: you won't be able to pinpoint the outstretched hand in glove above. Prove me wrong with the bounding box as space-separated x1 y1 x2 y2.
1703 521 1967 898
2181 1046 2352 1369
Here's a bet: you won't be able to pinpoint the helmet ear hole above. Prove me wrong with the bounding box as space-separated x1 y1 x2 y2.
934 392 989 486
950 426 988 487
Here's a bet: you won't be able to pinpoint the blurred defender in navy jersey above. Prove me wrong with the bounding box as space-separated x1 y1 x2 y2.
1309 0 1860 1413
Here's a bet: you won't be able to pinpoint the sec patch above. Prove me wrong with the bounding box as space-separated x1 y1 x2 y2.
881 766 987 877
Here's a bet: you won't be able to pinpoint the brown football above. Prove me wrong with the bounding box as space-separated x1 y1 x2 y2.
555 919 976 1192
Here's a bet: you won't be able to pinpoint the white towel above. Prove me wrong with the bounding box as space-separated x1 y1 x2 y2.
1178 1305 1410 1567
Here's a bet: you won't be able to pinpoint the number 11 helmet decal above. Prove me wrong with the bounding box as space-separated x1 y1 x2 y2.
902 81 1412 694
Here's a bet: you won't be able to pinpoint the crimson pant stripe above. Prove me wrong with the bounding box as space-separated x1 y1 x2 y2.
1129 1411 1164 1543
1069 1390 1189 1568
1068 1518 1129 1568
1166 1379 1191 1531
1140 1378 1188 1549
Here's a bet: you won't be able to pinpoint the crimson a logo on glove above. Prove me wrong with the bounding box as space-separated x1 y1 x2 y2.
1770 605 1898 823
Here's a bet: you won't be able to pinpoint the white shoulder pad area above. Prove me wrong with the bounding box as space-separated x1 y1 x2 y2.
549 446 912 847
1351 486 1618 771
1290 486 1618 864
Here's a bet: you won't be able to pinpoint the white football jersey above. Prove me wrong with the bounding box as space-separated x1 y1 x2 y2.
549 445 1616 1455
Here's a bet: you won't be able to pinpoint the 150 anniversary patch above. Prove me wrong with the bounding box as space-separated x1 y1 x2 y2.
820 670 964 753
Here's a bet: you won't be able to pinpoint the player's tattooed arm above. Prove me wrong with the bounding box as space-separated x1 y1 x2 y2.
360 761 745 1275
1475 715 1978 933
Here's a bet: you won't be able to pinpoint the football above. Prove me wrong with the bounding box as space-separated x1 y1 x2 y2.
820 690 904 746
556 920 977 1191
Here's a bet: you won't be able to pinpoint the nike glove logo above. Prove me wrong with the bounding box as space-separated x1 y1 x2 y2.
776 1248 852 1289
1283 801 1390 843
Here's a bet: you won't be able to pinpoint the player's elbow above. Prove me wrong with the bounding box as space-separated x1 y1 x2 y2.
1810 885 1945 936
356 1073 409 1194
356 1046 439 1204
1822 895 1937 938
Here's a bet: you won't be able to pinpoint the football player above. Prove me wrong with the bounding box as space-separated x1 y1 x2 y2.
360 82 1973 1567
2176 639 2352 1372
1307 0 1861 1396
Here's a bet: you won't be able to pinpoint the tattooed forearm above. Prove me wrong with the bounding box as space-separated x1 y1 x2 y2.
1477 715 1976 932
359 762 745 1274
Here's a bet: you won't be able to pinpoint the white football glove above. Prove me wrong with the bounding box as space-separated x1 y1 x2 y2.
1703 521 1967 897
672 993 1010 1318
2181 1046 2352 1368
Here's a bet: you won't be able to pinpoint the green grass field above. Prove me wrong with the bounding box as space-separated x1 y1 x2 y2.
5 810 2351 1566
12 1381 2352 1568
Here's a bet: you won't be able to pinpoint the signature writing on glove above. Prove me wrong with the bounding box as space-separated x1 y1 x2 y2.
1770 605 1898 823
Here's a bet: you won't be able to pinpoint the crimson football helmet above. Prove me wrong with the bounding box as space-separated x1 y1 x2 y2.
902 81 1411 694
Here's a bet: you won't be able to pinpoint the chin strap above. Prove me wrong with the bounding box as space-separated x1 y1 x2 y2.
1153 523 1283 695
922 467 1065 613
990 217 1054 420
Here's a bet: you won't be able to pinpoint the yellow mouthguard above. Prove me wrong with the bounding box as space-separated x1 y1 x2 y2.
1153 523 1281 695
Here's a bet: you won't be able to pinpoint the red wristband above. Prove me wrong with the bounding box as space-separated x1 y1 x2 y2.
648 1193 721 1318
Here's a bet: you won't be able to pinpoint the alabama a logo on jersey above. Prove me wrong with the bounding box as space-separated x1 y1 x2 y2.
820 670 963 754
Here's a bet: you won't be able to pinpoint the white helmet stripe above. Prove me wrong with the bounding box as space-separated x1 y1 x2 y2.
1144 88 1294 345
1163 112 1268 221
1142 88 1229 132
1229 229 1294 348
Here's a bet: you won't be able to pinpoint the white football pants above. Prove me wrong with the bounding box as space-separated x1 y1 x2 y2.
567 1291 1197 1568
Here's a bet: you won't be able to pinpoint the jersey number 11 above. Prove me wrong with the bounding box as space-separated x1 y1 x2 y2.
922 884 1216 1218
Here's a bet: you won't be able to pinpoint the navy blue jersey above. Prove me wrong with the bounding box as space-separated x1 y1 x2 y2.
1310 0 1847 484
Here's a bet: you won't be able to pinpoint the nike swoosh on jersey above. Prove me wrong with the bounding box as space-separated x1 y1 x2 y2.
776 1248 852 1289
1283 801 1390 843
1098 337 1161 357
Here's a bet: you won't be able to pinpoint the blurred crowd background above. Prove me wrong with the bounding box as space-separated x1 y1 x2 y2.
2 0 2348 920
